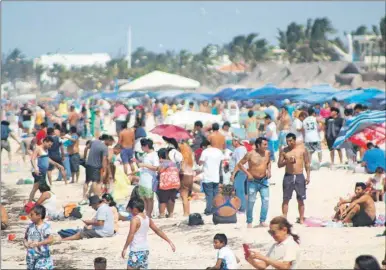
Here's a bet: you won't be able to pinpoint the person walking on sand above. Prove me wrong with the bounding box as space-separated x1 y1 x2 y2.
80 135 114 205
67 126 81 183
237 137 271 228
278 133 311 224
68 105 79 129
121 198 175 270
118 122 136 176
29 137 65 201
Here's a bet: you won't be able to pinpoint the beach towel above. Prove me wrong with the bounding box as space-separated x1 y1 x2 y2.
58 229 79 239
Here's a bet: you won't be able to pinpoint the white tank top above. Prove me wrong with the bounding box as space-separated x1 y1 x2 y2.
130 215 149 251
42 191 57 216
303 116 320 143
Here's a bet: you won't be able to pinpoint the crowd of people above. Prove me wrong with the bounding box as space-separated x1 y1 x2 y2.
1 95 385 269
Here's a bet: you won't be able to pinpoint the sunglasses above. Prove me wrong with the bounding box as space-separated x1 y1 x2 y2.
268 230 277 236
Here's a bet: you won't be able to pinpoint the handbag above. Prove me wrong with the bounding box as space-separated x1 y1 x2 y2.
159 167 180 190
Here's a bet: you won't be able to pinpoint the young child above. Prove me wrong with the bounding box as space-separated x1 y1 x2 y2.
207 233 239 270
94 257 107 270
121 198 175 269
367 167 385 202
24 205 54 269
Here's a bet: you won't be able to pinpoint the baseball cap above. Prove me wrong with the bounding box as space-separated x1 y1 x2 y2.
89 195 102 206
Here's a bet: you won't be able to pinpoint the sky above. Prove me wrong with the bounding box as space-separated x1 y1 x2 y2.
1 1 385 59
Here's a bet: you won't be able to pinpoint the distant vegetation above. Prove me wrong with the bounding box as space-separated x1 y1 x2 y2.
1 16 385 90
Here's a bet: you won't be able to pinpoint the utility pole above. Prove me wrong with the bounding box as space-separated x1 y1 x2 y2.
127 26 132 69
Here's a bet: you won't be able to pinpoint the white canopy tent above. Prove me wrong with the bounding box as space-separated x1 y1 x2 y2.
119 70 200 91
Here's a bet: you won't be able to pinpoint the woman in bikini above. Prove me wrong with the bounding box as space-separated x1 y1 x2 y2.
178 142 194 217
212 184 241 225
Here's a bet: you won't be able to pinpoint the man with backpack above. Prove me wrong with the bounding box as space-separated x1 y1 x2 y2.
1 120 21 163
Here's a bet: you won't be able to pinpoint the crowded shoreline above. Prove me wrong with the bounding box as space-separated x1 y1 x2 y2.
1 96 385 269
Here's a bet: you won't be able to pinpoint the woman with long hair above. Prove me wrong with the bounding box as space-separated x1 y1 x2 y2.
212 184 240 225
246 216 300 269
178 141 194 216
102 193 119 233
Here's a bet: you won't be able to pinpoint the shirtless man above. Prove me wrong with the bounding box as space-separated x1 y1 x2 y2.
278 133 310 224
334 182 376 227
237 137 271 228
118 122 135 176
208 123 226 150
67 126 80 183
68 105 79 128
277 107 291 150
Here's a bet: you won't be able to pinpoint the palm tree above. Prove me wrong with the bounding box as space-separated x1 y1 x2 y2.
227 33 268 70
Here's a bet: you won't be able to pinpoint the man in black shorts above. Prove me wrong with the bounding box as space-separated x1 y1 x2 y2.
46 128 66 185
278 133 311 224
336 182 376 227
325 107 344 167
80 135 114 205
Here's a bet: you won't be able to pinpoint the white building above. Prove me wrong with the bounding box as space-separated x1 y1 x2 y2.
33 53 112 69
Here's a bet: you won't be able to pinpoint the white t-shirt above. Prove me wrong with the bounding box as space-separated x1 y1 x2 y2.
291 118 303 142
303 116 320 143
266 122 278 141
217 246 238 269
93 203 115 237
266 237 300 269
200 147 224 183
141 151 160 177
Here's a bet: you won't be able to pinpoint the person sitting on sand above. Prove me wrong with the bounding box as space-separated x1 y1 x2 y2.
246 216 300 269
207 233 240 269
356 142 386 174
366 167 385 202
334 182 376 227
101 193 119 233
1 205 9 230
212 185 240 225
35 183 58 219
62 195 115 241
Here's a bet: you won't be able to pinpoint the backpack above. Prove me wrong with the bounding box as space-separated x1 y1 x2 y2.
188 213 204 226
159 167 180 190
63 203 77 218
69 207 82 219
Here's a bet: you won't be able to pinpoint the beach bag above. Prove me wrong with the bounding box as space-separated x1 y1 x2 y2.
58 229 79 239
188 213 204 226
69 207 82 219
24 202 36 214
159 167 180 190
63 203 77 218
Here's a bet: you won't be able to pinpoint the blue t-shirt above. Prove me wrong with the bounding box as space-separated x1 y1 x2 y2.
1 124 11 140
48 136 62 160
135 127 147 140
363 148 386 173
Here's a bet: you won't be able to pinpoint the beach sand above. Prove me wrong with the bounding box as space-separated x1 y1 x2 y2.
1 135 385 269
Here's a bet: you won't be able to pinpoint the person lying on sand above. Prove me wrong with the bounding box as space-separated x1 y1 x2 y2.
334 182 376 227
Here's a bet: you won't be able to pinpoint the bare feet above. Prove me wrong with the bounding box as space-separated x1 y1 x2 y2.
259 222 268 227
247 223 253 229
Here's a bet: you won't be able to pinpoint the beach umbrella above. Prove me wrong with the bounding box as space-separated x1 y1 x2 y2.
348 123 385 148
333 110 386 149
150 124 192 141
247 85 282 99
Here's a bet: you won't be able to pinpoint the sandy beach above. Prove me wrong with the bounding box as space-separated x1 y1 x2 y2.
1 131 385 270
